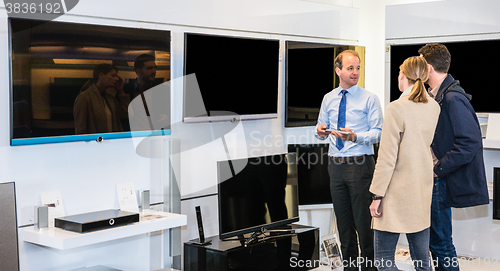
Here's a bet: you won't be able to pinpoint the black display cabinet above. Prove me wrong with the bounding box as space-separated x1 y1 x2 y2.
184 225 319 271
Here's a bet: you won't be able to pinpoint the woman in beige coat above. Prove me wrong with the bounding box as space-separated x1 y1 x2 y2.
369 56 440 271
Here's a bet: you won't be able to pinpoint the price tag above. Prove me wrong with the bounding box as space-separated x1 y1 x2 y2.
40 190 65 227
116 182 139 213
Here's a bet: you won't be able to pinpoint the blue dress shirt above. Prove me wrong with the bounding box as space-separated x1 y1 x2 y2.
315 85 383 157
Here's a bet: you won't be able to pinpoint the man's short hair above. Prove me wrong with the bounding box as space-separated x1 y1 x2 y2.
134 54 156 70
418 43 451 73
334 49 360 70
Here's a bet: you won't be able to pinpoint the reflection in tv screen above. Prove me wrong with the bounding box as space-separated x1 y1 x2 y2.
9 18 170 144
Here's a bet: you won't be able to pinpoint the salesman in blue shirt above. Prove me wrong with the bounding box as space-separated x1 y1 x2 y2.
315 50 383 271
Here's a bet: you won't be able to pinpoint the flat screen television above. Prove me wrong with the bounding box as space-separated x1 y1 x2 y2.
183 33 279 122
389 40 500 113
9 18 171 146
285 41 337 128
287 144 332 205
217 153 299 240
285 42 366 128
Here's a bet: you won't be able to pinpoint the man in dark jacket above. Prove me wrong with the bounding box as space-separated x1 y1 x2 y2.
419 44 489 271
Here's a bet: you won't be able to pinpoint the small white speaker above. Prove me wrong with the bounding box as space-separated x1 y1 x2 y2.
34 205 49 229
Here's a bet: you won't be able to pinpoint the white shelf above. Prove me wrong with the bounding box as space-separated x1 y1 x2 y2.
23 210 187 250
483 139 500 149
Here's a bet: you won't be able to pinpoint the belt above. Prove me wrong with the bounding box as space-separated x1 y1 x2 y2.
330 155 371 164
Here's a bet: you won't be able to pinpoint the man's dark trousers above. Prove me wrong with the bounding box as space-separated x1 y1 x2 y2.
328 155 376 271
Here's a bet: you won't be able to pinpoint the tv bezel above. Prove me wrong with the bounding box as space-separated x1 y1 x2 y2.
8 18 172 146
182 32 279 123
216 153 299 240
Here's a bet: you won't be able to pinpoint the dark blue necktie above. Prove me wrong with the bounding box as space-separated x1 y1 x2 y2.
337 89 347 150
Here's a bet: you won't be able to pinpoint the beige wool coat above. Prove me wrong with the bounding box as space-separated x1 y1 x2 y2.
370 90 440 233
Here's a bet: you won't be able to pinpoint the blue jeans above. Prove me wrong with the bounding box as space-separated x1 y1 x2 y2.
374 229 432 271
430 177 459 271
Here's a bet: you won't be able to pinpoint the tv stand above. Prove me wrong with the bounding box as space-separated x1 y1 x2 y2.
243 230 298 247
184 224 319 271
266 229 296 234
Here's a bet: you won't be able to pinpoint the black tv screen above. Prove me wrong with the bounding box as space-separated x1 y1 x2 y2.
390 40 500 113
9 18 171 145
285 41 338 127
183 33 279 122
494 168 500 220
287 144 332 205
217 153 299 240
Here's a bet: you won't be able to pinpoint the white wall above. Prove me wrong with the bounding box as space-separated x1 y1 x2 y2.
0 0 362 270
386 0 500 260
357 0 450 108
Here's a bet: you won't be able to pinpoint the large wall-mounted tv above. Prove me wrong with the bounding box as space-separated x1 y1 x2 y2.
286 41 337 128
285 41 366 128
389 40 500 113
183 33 279 122
9 18 171 146
217 153 299 240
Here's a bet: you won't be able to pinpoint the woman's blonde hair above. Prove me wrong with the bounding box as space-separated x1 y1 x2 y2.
400 56 429 103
